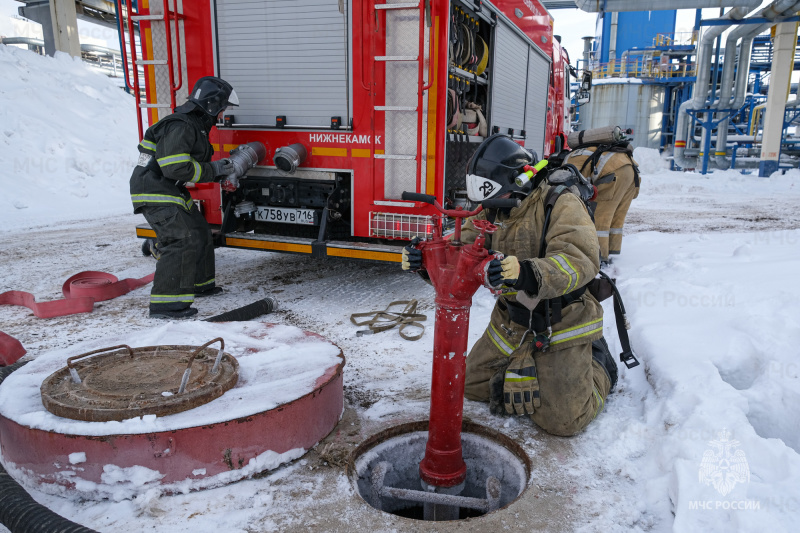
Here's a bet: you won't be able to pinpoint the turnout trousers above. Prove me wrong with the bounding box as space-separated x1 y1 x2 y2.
465 301 611 436
141 204 215 312
592 164 638 261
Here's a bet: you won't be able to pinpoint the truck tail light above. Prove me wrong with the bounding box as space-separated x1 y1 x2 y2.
370 212 436 240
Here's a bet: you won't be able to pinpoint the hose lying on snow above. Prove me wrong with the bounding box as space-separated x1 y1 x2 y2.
205 297 278 323
0 362 99 533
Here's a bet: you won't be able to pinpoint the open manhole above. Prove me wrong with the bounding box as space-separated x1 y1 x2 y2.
349 421 530 521
40 338 238 421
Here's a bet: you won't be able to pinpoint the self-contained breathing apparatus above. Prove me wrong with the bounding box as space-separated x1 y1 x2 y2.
465 134 640 369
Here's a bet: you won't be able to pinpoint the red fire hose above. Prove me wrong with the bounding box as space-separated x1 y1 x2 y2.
0 271 154 366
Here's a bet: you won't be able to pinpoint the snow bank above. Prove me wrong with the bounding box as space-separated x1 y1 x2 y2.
633 147 670 174
574 230 800 532
0 45 138 231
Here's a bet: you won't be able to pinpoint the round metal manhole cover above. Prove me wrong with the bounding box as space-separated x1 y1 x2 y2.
40 338 238 422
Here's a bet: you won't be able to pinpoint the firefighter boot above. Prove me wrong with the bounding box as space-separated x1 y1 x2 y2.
195 287 224 297
149 307 199 320
141 238 161 260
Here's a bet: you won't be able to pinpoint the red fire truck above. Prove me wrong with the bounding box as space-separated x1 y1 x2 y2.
118 0 573 263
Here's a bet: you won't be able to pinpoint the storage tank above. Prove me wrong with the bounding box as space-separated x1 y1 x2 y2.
579 79 665 149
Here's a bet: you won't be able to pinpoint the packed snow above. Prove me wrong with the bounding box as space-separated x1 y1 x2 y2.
1 43 800 533
0 44 137 230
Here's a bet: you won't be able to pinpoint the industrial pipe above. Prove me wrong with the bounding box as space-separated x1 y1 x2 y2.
582 36 593 72
673 4 758 169
609 12 619 62
575 0 760 11
714 0 800 168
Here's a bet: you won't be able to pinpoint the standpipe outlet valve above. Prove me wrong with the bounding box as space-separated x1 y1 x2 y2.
514 159 548 187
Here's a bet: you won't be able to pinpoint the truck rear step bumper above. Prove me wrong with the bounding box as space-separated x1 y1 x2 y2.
136 225 402 263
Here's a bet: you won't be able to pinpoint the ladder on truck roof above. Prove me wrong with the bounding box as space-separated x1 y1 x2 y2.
116 0 186 139
374 1 433 199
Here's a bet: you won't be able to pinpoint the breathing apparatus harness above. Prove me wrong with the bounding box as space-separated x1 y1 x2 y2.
497 162 640 368
573 141 641 189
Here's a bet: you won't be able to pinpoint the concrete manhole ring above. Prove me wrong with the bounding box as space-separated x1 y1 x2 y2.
348 420 531 521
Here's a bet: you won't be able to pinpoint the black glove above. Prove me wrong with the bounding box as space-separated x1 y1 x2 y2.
401 237 423 271
485 255 520 288
210 158 235 178
511 260 539 294
488 358 511 416
485 257 504 288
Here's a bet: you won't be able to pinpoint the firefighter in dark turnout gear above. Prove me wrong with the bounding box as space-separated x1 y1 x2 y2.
130 77 239 319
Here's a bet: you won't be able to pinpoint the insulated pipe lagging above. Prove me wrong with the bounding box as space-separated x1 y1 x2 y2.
714 0 800 168
673 5 758 169
0 361 100 533
574 0 760 11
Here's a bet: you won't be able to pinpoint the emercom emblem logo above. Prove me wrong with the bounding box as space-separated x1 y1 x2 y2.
698 429 750 496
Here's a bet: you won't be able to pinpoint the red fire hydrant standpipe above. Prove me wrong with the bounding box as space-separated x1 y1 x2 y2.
401 192 519 491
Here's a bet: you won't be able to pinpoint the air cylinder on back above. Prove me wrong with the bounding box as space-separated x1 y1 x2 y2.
568 126 628 147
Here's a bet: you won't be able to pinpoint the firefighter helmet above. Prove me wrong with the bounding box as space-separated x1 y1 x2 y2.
186 76 239 117
466 134 536 202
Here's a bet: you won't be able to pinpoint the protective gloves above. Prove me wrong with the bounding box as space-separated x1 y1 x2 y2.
401 237 423 271
210 158 235 178
488 358 511 416
485 255 520 288
503 349 541 416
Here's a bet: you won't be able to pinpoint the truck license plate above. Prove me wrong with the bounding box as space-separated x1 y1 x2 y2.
255 206 316 225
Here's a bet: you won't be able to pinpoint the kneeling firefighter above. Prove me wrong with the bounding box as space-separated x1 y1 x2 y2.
403 134 619 436
130 76 239 319
563 127 641 265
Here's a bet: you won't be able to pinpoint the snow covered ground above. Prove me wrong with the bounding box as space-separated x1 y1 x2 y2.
2 45 800 532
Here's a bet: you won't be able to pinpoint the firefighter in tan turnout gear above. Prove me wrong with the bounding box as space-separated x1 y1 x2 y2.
402 134 619 436
563 133 641 265
130 77 239 319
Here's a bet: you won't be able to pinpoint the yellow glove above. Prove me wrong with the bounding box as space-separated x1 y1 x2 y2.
486 255 521 288
500 256 520 284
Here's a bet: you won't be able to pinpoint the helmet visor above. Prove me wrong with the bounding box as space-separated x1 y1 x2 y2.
227 89 239 107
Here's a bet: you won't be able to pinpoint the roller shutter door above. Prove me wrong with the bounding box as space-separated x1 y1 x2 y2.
524 48 550 157
490 23 529 133
215 0 349 127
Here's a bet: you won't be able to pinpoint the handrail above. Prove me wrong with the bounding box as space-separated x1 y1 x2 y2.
114 0 133 96
162 1 176 109
415 0 428 193
116 0 143 139
169 0 183 95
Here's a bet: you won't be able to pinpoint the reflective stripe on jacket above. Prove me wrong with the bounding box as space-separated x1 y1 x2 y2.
461 182 603 351
129 112 215 213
